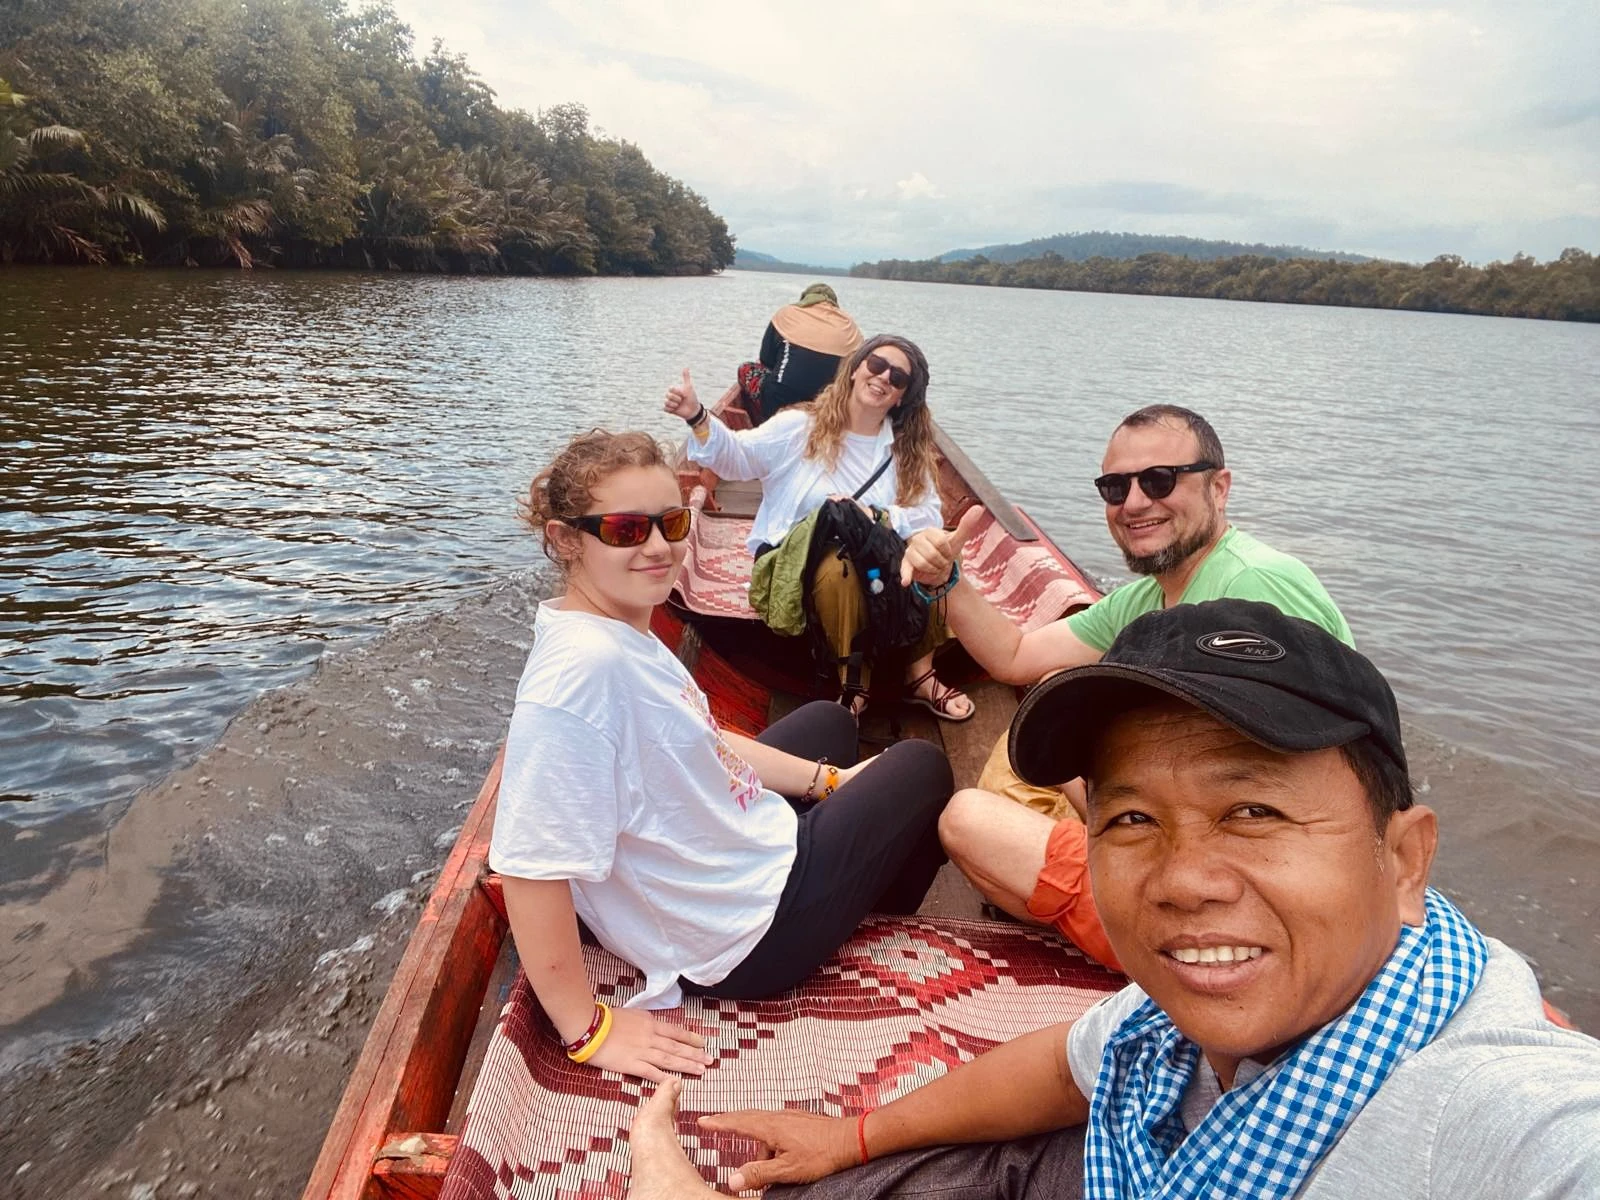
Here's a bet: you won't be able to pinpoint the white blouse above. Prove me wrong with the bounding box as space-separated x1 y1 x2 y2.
686 408 943 554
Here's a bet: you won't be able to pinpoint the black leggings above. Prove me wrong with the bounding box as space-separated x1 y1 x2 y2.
771 1127 1086 1200
689 701 954 1000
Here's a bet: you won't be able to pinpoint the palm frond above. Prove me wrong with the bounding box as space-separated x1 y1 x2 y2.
101 188 167 232
0 170 97 202
25 125 88 153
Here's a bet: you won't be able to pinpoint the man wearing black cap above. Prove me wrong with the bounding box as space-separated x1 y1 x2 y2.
628 600 1599 1200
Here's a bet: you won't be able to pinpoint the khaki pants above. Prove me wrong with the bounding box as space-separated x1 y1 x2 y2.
975 729 1076 819
809 551 948 693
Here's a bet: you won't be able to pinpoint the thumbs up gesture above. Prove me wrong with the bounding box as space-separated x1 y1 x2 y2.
664 368 702 420
901 504 987 589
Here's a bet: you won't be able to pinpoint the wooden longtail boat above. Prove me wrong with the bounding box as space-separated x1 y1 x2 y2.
301 391 1124 1200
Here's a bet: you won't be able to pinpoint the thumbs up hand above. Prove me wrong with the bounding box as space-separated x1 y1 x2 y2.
900 505 986 589
664 368 702 420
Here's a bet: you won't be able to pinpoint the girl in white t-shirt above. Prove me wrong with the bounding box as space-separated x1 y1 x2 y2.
665 334 975 723
492 430 954 1082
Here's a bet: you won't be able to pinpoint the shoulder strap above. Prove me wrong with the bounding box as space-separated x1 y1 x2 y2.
852 453 894 501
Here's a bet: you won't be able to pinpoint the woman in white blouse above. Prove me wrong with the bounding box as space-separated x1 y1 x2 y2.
665 334 972 721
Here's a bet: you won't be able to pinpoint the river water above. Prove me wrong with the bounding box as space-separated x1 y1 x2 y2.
4 268 1596 825
1 267 1597 1191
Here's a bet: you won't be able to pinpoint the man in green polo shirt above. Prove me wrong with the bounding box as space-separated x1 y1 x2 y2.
899 404 1352 968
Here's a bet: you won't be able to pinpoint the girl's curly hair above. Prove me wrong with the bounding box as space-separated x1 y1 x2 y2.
520 429 672 569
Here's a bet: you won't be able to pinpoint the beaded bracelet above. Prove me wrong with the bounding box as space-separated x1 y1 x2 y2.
912 561 960 605
801 758 840 803
566 1001 614 1063
820 763 840 799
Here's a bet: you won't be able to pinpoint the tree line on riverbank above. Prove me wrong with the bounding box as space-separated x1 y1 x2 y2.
940 230 1371 266
852 248 1600 322
0 0 734 274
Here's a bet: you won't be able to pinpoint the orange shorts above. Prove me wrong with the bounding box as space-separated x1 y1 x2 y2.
1025 818 1123 972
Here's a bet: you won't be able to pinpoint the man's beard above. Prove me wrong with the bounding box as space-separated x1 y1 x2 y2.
1121 512 1220 576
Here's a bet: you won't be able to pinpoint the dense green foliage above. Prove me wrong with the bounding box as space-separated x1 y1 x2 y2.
0 0 734 273
853 249 1600 322
939 230 1369 265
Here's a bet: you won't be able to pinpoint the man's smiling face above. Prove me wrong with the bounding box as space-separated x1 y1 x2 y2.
1085 700 1434 1088
1100 419 1229 576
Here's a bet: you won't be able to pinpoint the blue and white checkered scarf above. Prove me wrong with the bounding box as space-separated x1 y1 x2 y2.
1083 888 1486 1200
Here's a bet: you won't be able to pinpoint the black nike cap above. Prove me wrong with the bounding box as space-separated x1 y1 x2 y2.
1008 598 1407 786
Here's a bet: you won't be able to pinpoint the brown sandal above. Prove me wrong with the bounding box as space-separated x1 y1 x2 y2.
905 668 975 723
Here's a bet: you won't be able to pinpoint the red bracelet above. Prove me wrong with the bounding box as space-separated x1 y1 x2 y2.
857 1110 871 1165
563 1002 606 1055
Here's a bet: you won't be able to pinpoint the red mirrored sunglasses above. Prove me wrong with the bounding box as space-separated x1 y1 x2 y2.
562 507 693 548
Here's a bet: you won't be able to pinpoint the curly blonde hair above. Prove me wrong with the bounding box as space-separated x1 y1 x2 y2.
519 429 672 570
801 334 936 507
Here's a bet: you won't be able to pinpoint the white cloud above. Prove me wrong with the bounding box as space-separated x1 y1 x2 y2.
383 0 1600 264
896 173 943 202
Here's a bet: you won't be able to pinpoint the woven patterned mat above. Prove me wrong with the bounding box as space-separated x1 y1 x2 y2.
441 915 1123 1199
673 511 762 621
671 510 1096 632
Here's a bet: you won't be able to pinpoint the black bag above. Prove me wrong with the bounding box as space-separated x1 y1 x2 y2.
800 496 929 705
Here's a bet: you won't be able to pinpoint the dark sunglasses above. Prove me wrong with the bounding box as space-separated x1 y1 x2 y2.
562 506 693 547
1094 462 1216 505
863 352 912 391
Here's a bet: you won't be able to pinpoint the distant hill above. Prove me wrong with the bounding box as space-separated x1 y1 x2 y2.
733 250 849 276
939 231 1370 265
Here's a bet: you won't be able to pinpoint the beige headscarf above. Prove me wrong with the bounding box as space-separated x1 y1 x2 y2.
772 285 861 356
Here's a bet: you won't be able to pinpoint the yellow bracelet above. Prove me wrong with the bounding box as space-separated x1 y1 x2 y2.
568 1001 614 1064
820 764 841 799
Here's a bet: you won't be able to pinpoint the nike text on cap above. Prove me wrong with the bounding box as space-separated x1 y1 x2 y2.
1007 598 1407 787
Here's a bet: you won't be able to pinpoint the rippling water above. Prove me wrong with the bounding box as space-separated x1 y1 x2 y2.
2 268 1597 839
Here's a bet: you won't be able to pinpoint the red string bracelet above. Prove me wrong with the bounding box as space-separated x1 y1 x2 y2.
857 1110 871 1165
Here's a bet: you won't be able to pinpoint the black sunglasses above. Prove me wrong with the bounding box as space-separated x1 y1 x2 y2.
1094 462 1216 505
863 352 912 391
562 507 693 547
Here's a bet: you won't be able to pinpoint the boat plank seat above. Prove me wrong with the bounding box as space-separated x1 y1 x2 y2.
705 478 763 519
437 918 1122 1199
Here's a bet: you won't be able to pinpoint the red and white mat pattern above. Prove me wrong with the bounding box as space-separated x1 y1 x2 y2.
672 511 766 621
670 509 1097 631
954 510 1098 633
440 916 1123 1199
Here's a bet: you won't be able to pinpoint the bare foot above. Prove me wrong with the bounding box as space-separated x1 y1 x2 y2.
628 1078 714 1199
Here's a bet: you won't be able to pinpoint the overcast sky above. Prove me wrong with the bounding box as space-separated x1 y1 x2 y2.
383 0 1598 266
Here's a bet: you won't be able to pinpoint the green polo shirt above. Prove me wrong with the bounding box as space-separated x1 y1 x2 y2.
1067 526 1354 651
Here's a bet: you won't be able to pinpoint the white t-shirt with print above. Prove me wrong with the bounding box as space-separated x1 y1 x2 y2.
490 600 799 1009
